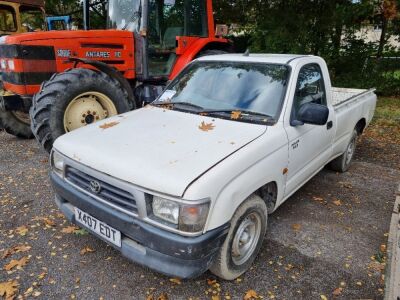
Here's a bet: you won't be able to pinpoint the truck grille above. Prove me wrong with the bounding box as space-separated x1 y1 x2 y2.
65 166 138 214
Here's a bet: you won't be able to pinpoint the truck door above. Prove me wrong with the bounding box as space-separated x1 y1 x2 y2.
284 63 335 196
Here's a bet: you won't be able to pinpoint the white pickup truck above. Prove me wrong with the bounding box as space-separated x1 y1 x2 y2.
50 54 376 280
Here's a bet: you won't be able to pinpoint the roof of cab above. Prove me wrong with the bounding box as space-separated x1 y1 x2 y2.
196 53 315 65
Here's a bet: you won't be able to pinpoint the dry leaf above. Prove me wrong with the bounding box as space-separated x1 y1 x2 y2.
4 256 29 271
292 224 301 231
32 291 41 297
80 246 95 255
99 121 119 129
43 218 56 227
207 278 217 285
2 245 31 259
169 278 181 285
61 226 79 234
333 199 342 206
38 272 47 280
24 286 33 296
198 121 215 132
146 295 154 300
15 226 28 236
0 280 19 300
231 111 242 120
332 287 342 296
320 295 328 300
244 289 258 300
212 296 221 300
157 292 168 300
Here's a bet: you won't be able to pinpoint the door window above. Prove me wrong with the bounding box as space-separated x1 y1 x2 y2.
292 64 326 120
0 5 16 32
20 6 45 32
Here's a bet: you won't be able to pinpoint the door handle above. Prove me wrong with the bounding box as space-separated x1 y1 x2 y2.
327 121 333 130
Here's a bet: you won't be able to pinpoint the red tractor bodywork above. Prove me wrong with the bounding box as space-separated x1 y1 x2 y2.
0 0 230 100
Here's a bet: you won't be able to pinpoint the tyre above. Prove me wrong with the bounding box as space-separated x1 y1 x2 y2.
30 68 131 152
329 129 358 172
210 194 268 280
0 110 33 139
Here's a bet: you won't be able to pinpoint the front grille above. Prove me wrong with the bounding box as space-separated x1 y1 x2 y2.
65 166 138 214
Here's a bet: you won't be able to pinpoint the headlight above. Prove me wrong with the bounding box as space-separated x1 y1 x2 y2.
151 196 210 233
51 150 65 176
7 59 14 70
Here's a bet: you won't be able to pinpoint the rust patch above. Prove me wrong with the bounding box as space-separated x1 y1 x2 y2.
99 121 119 129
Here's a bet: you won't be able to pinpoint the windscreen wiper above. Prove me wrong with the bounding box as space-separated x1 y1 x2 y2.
151 101 204 111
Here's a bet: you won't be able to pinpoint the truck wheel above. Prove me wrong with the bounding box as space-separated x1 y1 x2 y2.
210 194 267 280
30 68 131 152
0 110 33 139
329 129 358 173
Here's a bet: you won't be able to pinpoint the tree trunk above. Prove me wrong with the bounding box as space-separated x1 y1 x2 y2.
377 17 388 58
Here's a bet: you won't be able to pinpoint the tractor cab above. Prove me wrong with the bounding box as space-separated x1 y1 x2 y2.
107 0 219 79
0 0 45 36
46 16 72 31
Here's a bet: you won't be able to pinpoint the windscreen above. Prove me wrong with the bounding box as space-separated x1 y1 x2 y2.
157 61 289 121
107 0 141 31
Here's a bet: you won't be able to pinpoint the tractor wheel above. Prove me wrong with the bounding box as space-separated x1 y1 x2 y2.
0 110 33 138
30 68 131 152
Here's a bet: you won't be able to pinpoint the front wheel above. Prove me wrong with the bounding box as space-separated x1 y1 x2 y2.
0 110 33 139
30 68 131 152
209 194 268 280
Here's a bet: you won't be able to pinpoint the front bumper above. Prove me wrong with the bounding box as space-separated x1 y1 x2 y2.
51 172 229 278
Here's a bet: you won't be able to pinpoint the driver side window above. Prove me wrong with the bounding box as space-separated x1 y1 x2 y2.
292 64 326 120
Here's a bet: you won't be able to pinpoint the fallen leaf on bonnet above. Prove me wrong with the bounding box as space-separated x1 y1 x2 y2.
231 111 242 120
4 256 29 271
80 246 95 255
0 280 19 300
99 121 119 129
244 289 258 299
198 121 215 132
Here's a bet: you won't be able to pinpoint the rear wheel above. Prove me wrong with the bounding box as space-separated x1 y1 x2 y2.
209 194 268 280
0 110 33 139
30 68 131 152
329 129 358 172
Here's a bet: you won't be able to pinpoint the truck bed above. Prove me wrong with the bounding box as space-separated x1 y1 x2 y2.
331 87 374 107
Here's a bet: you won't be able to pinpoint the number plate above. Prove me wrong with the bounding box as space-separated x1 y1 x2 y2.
74 207 121 247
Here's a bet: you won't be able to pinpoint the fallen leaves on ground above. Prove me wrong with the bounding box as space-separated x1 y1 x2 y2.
158 292 168 300
80 246 95 255
61 226 80 234
244 289 259 300
333 199 342 206
2 245 31 259
169 278 181 285
0 280 19 300
4 256 29 271
320 295 328 300
15 226 28 236
198 121 215 132
99 121 119 129
333 287 343 296
292 223 301 231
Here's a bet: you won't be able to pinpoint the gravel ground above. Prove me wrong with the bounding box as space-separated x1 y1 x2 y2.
0 125 399 300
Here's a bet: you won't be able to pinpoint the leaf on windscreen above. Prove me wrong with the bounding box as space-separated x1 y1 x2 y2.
198 121 215 132
231 111 242 120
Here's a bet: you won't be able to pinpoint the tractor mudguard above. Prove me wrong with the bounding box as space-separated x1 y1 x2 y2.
68 57 136 109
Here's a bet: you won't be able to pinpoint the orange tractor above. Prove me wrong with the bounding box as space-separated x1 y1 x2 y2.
0 0 231 151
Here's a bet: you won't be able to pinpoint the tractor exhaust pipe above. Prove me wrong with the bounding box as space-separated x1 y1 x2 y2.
83 0 90 30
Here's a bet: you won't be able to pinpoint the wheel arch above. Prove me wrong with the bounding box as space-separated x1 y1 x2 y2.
355 118 366 135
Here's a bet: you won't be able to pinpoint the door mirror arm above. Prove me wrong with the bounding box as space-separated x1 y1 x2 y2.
290 119 304 127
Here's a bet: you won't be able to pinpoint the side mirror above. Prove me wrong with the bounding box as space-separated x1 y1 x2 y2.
296 102 329 126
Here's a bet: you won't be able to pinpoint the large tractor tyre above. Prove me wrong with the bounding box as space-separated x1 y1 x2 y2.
30 68 131 153
0 110 33 138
